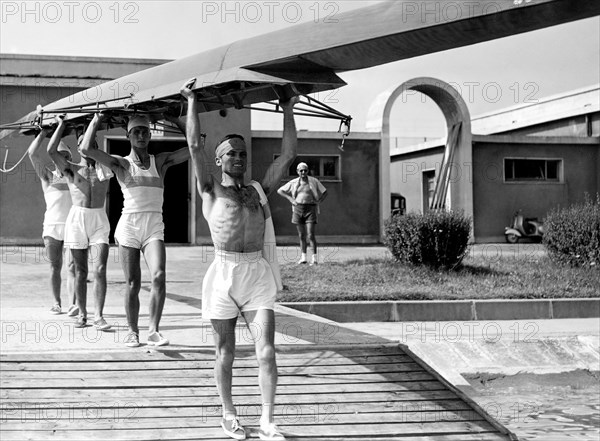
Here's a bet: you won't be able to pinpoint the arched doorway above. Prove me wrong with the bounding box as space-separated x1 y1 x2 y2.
367 77 474 237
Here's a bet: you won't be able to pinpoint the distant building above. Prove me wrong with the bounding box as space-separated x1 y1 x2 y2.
387 83 599 242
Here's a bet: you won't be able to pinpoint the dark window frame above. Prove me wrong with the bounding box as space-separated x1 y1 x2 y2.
504 157 563 183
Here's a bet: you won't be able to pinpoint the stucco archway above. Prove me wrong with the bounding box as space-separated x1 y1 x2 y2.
368 77 473 239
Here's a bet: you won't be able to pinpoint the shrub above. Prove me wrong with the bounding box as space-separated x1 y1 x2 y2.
383 213 423 265
384 210 471 270
543 194 600 267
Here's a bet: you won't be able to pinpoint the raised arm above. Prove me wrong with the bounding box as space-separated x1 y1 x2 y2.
46 117 70 177
80 113 127 172
261 96 299 196
155 112 191 175
27 127 51 182
180 79 214 197
157 147 191 176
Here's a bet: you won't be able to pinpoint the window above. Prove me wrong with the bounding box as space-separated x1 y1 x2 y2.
504 158 562 182
277 155 341 180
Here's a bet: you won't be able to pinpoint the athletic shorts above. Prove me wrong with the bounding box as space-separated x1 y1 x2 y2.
115 212 164 249
202 251 277 321
64 206 110 250
42 224 66 242
292 204 318 224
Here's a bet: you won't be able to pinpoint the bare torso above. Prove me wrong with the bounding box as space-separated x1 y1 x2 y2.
294 179 316 204
65 164 109 208
203 183 265 252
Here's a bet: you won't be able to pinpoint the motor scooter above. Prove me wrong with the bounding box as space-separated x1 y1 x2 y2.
504 211 544 243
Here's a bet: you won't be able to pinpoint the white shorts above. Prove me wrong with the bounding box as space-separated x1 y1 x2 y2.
64 206 110 250
42 224 66 242
115 212 164 249
202 251 277 321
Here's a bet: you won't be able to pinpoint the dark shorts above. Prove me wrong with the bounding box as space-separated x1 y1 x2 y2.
292 204 318 224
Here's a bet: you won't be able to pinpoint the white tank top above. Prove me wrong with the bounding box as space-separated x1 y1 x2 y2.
117 155 164 214
43 175 72 226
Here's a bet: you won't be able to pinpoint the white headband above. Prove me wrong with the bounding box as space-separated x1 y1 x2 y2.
215 137 246 158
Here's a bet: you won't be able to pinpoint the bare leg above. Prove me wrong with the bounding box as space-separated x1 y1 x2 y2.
210 318 238 417
142 240 166 335
120 245 141 334
91 243 109 320
295 224 307 255
71 248 89 319
66 251 76 306
241 309 278 425
307 223 317 256
43 236 64 306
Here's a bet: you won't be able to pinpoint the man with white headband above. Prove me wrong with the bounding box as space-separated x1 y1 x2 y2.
27 127 76 316
47 117 111 330
180 79 298 441
277 161 327 265
81 112 190 347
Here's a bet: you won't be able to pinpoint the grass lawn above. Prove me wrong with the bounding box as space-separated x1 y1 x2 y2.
277 251 599 302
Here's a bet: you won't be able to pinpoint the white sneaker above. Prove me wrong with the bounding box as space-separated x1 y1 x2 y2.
221 416 246 440
66 304 79 317
147 331 169 346
258 423 285 441
124 332 140 348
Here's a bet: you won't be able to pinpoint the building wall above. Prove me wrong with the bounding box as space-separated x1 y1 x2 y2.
252 133 381 243
473 138 599 242
0 84 87 243
390 147 444 215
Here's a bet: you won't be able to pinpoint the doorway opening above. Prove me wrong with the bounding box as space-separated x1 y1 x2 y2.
106 139 190 244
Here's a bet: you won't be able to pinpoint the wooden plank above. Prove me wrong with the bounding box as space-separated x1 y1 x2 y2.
0 429 507 441
3 399 473 417
0 432 510 441
0 408 488 429
0 344 406 362
0 361 424 378
1 390 460 405
0 354 414 371
0 381 446 399
1 372 437 389
0 421 505 440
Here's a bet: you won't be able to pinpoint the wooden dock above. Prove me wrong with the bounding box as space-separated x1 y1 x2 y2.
1 344 516 440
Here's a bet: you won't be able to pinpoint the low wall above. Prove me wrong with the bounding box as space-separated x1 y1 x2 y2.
281 298 600 322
